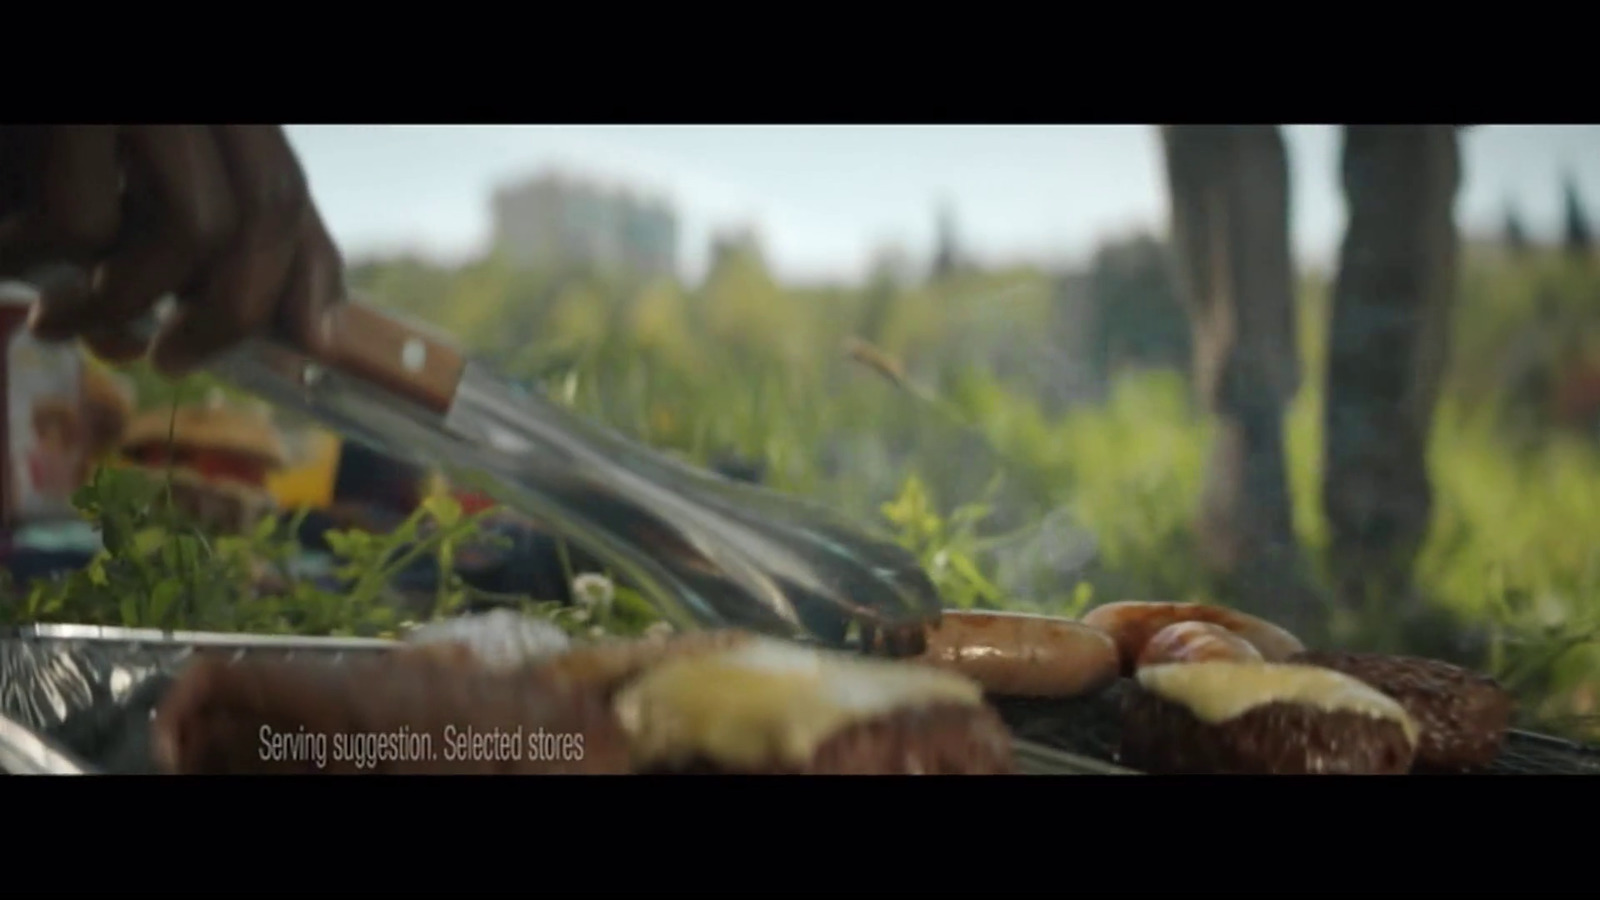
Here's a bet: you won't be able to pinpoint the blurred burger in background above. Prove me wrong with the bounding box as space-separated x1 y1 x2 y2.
118 390 288 534
81 363 136 478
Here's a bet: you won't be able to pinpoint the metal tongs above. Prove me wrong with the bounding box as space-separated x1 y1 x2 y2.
155 297 943 654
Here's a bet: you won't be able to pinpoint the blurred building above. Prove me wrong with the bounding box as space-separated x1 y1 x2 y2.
708 225 766 270
491 172 678 277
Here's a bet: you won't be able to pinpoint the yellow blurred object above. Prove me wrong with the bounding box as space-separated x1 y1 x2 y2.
266 429 342 510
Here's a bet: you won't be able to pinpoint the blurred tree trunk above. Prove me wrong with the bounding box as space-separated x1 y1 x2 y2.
1159 126 1306 625
1564 172 1593 258
1503 201 1530 257
932 202 960 281
1323 126 1461 612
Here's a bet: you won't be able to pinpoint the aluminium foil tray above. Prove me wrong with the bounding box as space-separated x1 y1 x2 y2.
1 624 398 775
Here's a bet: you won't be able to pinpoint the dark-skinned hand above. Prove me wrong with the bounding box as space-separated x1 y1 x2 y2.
0 124 345 376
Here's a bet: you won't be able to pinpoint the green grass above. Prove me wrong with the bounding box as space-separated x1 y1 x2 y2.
364 244 1598 737
9 241 1600 740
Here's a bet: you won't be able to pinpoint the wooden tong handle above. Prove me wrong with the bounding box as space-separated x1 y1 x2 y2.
304 302 466 416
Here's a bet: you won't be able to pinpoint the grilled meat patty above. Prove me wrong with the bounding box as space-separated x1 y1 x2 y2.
613 636 1016 774
151 647 632 774
149 631 1016 776
645 703 1015 774
1288 650 1513 771
1119 662 1418 775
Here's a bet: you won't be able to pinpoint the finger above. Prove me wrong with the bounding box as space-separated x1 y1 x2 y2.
150 126 308 374
26 244 186 342
154 207 345 378
82 325 152 365
274 208 347 355
0 125 122 276
33 125 238 341
21 264 97 345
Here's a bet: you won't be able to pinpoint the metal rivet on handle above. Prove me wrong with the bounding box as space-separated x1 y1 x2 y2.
401 338 427 374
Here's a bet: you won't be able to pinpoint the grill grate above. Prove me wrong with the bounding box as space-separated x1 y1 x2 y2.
993 688 1129 765
1012 739 1138 775
1482 730 1600 775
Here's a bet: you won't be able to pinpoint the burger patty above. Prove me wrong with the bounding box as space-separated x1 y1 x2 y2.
1120 684 1415 775
1288 650 1512 771
150 635 1015 776
639 703 1016 775
143 466 275 535
151 647 633 774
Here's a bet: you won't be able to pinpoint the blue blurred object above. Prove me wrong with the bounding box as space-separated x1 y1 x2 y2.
457 513 598 602
4 548 97 584
378 511 598 606
333 441 426 515
1 521 102 588
383 452 769 606
290 507 340 553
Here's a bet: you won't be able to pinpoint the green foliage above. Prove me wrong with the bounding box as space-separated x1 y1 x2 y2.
880 473 1005 611
8 237 1600 740
359 243 1600 737
0 466 501 637
878 472 1097 619
522 581 666 641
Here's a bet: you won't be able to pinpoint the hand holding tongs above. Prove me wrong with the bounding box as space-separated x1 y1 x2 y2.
186 298 943 655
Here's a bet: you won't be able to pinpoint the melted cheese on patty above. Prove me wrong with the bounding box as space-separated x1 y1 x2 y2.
1138 661 1418 746
612 637 985 769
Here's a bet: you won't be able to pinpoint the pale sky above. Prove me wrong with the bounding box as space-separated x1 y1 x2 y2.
284 125 1600 284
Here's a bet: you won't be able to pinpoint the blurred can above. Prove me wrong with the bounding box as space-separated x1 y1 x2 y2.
0 281 89 528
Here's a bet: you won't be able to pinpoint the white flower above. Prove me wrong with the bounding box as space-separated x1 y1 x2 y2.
571 572 615 615
643 621 675 639
586 625 608 641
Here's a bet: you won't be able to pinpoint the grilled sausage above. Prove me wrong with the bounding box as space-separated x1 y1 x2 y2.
1137 621 1265 669
913 610 1121 698
1081 600 1305 675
